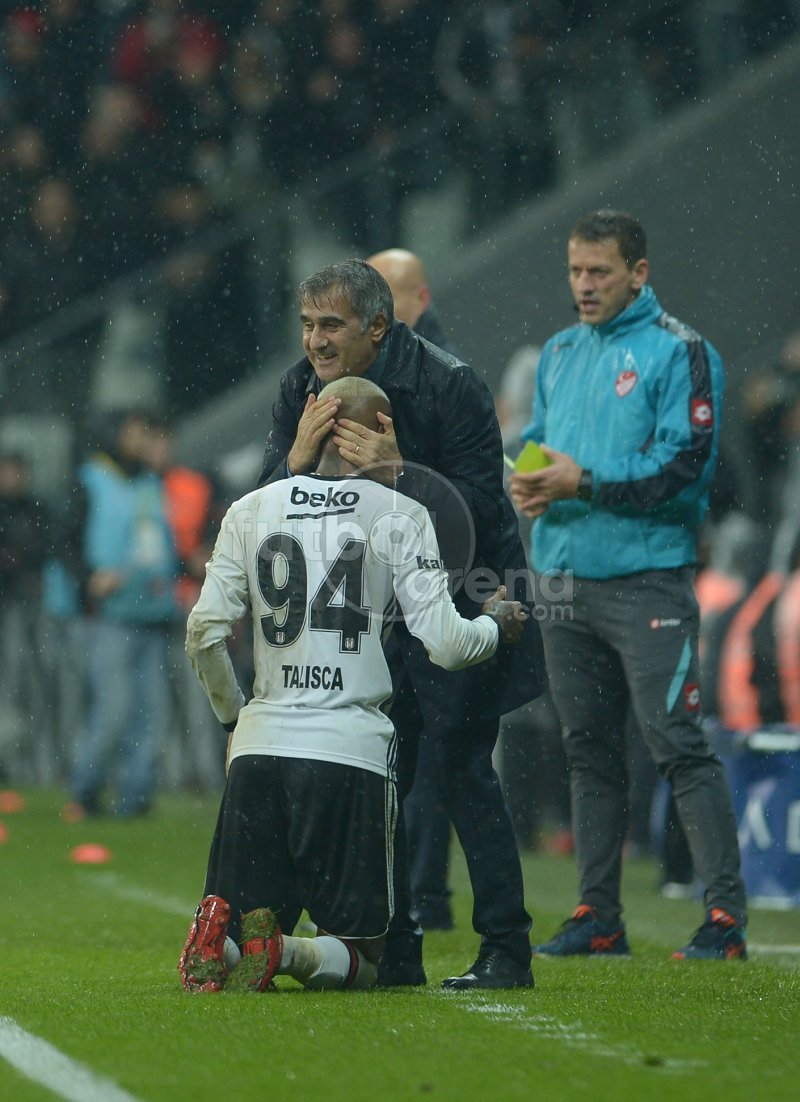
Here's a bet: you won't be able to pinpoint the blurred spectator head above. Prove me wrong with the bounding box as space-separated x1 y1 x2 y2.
30 176 78 236
326 18 365 71
140 414 174 475
82 83 148 156
6 122 47 171
171 22 224 85
228 27 285 109
0 450 31 498
741 327 800 437
366 248 430 328
90 408 153 470
44 0 86 25
4 9 45 65
157 178 209 227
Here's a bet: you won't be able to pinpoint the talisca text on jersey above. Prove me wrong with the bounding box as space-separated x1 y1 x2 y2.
281 664 345 690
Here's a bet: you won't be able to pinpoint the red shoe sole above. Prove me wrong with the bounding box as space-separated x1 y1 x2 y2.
179 896 231 993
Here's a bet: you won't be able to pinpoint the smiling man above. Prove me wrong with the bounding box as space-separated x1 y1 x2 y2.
257 258 547 990
509 209 748 962
300 294 387 384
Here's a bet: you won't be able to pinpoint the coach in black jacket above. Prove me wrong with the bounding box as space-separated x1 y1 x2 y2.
258 259 545 989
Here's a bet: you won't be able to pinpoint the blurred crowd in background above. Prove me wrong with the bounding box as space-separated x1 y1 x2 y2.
2 0 800 883
1 0 798 425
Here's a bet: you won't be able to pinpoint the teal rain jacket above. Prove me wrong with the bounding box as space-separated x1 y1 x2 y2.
523 284 724 579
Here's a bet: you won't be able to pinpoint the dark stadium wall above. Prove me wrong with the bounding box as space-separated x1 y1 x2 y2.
433 38 800 398
178 38 799 473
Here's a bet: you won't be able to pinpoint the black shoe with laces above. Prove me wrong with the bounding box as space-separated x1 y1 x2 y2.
672 908 748 960
441 950 534 990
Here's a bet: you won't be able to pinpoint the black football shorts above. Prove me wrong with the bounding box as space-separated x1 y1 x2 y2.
204 753 397 941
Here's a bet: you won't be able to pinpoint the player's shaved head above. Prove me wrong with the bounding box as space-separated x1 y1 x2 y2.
318 376 391 429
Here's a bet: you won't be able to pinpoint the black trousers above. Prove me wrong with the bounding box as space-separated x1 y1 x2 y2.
538 568 747 926
388 630 532 965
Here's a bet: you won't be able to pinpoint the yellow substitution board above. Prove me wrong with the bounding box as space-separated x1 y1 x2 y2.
507 440 552 472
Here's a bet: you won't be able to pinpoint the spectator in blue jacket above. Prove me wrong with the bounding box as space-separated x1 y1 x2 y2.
509 209 747 961
67 409 178 819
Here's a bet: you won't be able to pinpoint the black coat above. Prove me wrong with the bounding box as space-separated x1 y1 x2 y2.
413 306 461 358
259 321 546 720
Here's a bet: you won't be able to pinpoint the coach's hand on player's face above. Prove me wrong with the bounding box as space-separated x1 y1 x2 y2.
334 411 403 487
481 586 529 644
287 393 341 475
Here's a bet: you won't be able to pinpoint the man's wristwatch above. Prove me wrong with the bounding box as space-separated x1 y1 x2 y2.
577 468 593 502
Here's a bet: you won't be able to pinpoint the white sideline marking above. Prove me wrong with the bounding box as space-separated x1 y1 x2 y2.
462 1003 705 1072
0 1017 145 1102
750 943 800 957
79 871 194 918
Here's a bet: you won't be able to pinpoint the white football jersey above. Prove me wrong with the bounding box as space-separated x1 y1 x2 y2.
186 473 499 778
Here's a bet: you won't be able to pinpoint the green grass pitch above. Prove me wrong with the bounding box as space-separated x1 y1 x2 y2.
1 789 798 1102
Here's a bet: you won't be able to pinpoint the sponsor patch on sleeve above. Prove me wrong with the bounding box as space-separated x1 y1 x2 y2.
691 399 713 428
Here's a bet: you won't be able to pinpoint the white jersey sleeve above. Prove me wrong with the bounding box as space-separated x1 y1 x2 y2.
185 504 248 726
369 500 499 670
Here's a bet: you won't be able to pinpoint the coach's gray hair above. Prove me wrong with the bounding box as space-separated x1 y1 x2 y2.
298 259 394 333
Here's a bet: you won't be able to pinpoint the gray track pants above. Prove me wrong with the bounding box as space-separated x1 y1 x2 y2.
537 567 747 926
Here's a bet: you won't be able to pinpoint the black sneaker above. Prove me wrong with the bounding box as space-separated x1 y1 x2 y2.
672 908 748 960
533 904 631 957
441 950 534 990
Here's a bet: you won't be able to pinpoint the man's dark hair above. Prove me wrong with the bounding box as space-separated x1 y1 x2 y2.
570 210 647 268
298 258 394 332
87 407 153 454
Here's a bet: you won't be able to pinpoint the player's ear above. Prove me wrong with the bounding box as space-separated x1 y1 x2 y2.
370 313 388 343
631 258 649 290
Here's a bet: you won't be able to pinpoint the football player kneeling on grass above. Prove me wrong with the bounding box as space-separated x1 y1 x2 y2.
178 376 528 992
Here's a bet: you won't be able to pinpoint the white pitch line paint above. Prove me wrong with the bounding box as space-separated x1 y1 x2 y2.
462 1003 705 1072
749 944 800 956
79 870 194 918
0 1017 145 1102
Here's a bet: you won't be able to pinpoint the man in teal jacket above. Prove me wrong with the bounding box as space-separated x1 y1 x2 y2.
68 409 178 818
510 210 747 960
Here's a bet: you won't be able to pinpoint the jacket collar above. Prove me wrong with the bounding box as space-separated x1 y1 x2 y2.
593 283 662 338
